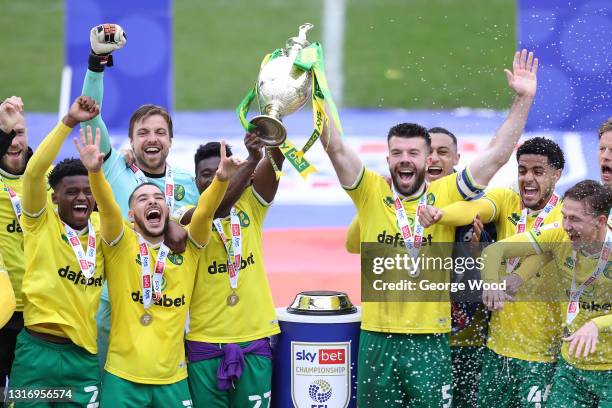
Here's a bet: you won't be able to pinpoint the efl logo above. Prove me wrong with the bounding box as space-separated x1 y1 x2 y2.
319 349 345 365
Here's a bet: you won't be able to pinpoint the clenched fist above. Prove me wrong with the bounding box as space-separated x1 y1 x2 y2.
90 23 127 55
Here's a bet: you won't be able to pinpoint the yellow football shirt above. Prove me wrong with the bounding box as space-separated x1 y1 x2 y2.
0 168 52 311
482 187 563 362
102 223 200 384
528 226 612 370
0 253 15 327
344 197 487 345
187 186 280 343
21 205 104 354
346 166 485 333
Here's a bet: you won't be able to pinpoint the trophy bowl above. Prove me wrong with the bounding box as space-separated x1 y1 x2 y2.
249 23 314 146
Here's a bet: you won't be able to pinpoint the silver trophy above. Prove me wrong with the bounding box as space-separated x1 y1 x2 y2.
250 23 314 146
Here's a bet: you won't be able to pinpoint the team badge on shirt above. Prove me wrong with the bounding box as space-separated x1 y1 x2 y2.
427 192 435 205
238 210 250 227
174 184 185 201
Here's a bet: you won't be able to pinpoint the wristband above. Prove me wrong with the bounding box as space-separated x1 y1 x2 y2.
88 52 114 72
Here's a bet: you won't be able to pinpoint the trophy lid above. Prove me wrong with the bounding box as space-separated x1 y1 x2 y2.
286 23 314 51
287 290 357 315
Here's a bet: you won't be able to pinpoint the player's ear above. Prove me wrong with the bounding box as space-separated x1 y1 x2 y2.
51 191 58 205
128 209 135 222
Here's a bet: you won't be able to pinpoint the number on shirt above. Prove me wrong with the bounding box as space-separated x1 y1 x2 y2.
84 385 99 408
248 390 271 408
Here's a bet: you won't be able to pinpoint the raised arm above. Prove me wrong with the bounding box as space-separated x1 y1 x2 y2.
80 23 127 156
75 126 123 244
23 97 99 216
214 131 263 218
319 105 363 187
189 142 244 247
0 96 24 157
252 146 284 203
469 49 538 186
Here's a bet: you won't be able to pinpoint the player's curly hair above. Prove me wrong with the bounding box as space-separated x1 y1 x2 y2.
193 142 233 171
47 158 88 189
387 123 431 150
564 180 612 217
516 137 565 170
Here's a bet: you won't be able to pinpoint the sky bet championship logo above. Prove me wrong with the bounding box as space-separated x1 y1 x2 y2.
292 342 350 408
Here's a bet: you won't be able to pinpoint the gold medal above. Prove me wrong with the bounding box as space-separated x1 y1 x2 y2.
227 292 239 306
140 312 153 326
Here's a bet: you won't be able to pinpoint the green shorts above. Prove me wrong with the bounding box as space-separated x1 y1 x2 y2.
100 371 192 407
357 330 452 408
187 343 272 408
451 345 484 408
95 297 111 375
477 347 556 408
547 356 612 408
7 329 100 408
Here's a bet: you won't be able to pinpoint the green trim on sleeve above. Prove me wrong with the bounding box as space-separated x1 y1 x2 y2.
342 166 366 191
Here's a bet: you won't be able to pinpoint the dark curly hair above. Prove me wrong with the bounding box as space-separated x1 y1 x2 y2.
194 142 233 172
47 158 88 189
516 137 565 170
387 123 431 151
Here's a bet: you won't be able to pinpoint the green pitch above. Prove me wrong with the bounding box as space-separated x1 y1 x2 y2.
0 0 515 111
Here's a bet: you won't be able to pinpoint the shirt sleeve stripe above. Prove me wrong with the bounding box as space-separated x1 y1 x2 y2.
456 167 485 200
342 166 366 191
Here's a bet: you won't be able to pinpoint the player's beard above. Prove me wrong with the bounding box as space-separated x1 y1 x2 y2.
134 213 169 239
134 149 168 174
391 166 426 196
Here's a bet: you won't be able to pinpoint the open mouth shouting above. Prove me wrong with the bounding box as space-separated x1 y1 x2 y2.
397 168 415 183
601 165 612 183
427 165 443 178
144 206 163 227
521 185 539 201
144 146 161 159
72 203 90 218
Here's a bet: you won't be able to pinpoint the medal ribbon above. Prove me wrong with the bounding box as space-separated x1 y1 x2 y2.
213 208 242 290
63 220 96 280
566 227 612 325
128 163 175 213
391 184 427 276
1 179 22 222
507 192 560 273
137 234 170 309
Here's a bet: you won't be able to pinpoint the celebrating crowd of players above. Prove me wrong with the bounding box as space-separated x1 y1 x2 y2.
0 23 610 408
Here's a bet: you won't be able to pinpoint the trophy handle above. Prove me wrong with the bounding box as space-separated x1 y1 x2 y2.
250 115 287 146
